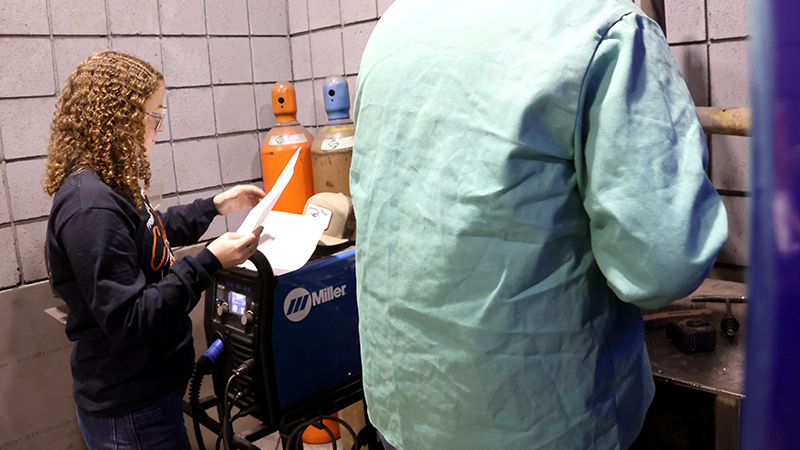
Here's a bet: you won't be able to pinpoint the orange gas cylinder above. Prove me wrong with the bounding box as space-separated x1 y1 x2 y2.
301 414 341 444
311 76 355 196
260 82 315 214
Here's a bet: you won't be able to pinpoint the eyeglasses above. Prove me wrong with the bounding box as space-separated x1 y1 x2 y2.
145 107 167 130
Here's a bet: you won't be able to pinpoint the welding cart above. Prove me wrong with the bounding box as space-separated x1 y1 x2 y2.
185 247 379 450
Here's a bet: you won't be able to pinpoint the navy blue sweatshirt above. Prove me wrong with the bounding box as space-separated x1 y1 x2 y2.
46 168 222 417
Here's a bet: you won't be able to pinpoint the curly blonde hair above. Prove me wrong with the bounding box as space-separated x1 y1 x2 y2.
44 50 163 209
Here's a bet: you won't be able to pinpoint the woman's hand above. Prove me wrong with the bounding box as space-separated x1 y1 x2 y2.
213 185 266 215
207 226 264 268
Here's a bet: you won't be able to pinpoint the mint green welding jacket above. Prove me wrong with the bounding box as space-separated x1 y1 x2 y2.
350 1 728 449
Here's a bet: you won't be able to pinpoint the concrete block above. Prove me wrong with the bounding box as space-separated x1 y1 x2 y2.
218 133 261 184
313 78 327 126
213 85 257 134
0 171 10 224
111 36 164 73
716 195 749 267
168 87 216 140
0 227 19 288
50 0 108 35
206 0 250 36
108 0 159 35
377 0 394 16
0 0 49 35
288 0 309 34
255 83 278 130
225 208 248 232
708 0 749 40
148 142 178 196
252 38 292 83
709 40 750 108
711 135 751 192
258 131 269 148
209 37 253 84
310 28 344 78
343 22 376 75
249 0 289 36
173 138 221 192
155 194 180 213
16 220 47 283
161 37 211 88
0 97 57 160
153 194 180 214
342 0 377 24
670 43 709 107
179 188 226 240
308 0 340 30
160 0 207 36
53 37 109 92
0 38 56 98
294 79 317 127
291 35 313 80
6 159 51 221
223 181 264 232
156 111 172 143
665 0 706 43
346 75 357 119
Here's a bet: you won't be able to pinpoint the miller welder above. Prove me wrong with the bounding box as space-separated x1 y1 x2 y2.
194 247 369 449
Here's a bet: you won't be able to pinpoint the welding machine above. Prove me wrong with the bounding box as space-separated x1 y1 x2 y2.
200 246 364 448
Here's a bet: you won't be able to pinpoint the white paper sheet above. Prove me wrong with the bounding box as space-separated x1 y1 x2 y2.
233 148 325 275
236 149 301 234
241 211 327 275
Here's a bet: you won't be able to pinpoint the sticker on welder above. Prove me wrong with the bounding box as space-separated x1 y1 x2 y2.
268 134 308 145
320 136 354 151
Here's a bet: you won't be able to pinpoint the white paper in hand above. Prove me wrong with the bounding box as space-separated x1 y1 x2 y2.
236 148 301 234
241 211 327 275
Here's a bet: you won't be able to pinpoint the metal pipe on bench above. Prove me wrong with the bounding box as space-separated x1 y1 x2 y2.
697 107 752 136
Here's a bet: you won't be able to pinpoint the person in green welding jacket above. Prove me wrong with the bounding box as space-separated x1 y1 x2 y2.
349 1 728 449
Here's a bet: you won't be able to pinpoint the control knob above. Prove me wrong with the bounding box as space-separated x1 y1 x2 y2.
241 310 255 326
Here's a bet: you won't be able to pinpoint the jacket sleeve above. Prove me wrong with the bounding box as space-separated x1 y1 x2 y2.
158 197 220 246
58 204 221 348
574 12 728 309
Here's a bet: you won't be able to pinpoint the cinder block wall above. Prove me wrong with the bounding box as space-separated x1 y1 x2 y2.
0 0 749 294
0 0 294 290
656 0 751 281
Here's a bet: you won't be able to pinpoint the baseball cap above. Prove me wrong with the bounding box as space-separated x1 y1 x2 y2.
303 192 355 246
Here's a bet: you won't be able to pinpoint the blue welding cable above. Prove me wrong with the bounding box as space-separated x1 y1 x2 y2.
190 338 225 450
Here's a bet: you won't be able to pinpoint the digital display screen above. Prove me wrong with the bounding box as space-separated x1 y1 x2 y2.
228 291 247 316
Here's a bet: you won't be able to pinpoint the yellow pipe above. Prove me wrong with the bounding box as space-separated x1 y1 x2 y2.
696 107 751 137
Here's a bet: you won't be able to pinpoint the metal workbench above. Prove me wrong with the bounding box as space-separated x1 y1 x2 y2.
645 278 747 450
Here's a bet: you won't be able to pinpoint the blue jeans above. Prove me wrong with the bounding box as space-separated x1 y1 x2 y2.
77 388 192 450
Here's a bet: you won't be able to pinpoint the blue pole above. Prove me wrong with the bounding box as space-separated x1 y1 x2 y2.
744 0 800 448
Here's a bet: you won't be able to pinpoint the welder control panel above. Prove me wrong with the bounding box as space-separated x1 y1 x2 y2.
213 274 259 331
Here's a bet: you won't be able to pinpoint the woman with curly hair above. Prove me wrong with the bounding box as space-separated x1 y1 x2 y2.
44 50 265 449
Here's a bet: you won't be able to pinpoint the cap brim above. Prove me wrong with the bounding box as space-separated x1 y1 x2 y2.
318 234 350 246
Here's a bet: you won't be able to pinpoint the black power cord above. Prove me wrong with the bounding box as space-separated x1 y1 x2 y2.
284 414 360 450
189 338 225 450
222 359 257 450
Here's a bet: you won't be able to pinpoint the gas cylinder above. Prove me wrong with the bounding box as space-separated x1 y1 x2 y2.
310 76 355 196
260 82 315 214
